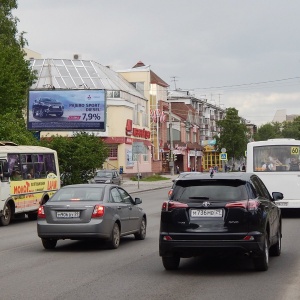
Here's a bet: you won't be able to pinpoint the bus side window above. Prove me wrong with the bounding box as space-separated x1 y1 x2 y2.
11 170 22 181
45 153 56 175
34 162 46 178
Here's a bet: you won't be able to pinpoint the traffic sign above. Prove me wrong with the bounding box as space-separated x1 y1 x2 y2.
220 153 227 160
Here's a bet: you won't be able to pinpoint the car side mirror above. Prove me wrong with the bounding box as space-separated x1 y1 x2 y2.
272 192 284 201
134 197 142 205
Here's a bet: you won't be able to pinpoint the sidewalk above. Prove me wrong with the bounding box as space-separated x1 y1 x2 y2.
121 174 178 194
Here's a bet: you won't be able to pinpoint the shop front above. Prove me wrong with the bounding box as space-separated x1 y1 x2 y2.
103 119 152 175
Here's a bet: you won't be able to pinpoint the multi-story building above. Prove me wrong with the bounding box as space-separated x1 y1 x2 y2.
118 61 169 173
165 89 226 171
28 58 152 176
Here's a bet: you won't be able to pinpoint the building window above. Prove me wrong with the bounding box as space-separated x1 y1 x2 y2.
131 82 144 95
108 145 118 159
107 90 120 98
193 132 197 143
133 105 139 125
142 112 148 127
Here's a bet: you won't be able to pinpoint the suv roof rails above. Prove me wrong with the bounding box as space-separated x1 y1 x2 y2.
0 141 18 146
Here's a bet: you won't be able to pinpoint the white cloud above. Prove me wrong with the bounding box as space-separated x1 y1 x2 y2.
15 0 300 126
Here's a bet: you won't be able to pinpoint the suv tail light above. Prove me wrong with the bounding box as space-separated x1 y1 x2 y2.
38 206 46 218
92 205 105 218
225 200 260 211
162 201 188 212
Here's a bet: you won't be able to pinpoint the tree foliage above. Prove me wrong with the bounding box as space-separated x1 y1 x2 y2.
0 0 36 132
0 112 38 144
40 132 109 185
215 107 249 160
254 117 300 141
253 122 283 141
281 116 300 139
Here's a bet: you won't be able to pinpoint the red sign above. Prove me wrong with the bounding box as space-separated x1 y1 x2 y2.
125 138 133 144
132 128 150 139
125 119 150 139
126 119 133 135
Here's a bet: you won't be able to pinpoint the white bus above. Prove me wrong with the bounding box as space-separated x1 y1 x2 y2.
246 139 300 209
0 144 60 225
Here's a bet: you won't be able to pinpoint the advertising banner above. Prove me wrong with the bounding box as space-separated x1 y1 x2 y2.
27 89 106 131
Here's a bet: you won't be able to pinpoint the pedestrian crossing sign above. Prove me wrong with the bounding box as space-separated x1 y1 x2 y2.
220 153 227 160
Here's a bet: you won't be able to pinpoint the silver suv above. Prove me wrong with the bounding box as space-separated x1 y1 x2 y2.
90 170 121 185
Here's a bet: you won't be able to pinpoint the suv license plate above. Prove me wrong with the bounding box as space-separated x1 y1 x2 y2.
57 211 80 218
190 209 223 218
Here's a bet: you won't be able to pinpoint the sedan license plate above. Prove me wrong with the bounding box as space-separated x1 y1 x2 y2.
190 209 223 218
57 211 80 218
277 202 288 207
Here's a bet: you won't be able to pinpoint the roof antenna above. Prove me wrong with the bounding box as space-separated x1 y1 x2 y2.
170 76 178 90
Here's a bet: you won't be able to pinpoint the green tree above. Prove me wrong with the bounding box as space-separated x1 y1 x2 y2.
253 122 283 141
0 0 36 142
40 132 109 185
0 111 38 144
281 117 300 139
215 107 249 160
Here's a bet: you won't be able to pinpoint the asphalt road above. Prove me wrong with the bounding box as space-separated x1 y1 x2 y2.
1 188 300 300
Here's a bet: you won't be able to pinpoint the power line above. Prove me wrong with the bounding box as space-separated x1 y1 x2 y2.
189 76 300 91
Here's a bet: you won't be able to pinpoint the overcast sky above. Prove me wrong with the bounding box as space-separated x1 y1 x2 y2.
16 0 300 126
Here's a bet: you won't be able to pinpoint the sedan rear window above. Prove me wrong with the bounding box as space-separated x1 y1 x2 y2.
171 179 248 202
96 171 113 178
50 187 104 201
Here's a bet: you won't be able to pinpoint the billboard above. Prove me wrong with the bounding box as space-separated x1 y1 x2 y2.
27 90 106 131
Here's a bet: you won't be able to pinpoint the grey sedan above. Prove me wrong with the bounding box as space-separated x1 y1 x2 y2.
37 184 146 250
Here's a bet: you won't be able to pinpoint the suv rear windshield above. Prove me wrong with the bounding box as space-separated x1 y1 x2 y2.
171 179 248 202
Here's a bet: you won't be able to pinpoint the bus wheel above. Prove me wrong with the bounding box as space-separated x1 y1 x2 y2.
0 203 12 226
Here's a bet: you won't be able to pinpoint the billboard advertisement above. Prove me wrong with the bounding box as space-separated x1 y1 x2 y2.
27 90 106 131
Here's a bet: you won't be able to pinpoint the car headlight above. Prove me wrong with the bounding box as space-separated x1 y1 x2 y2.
105 179 112 183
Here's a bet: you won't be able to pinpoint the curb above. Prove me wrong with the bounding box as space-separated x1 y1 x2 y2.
129 185 170 194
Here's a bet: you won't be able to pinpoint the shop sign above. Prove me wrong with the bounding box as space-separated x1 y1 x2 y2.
125 119 150 139
174 144 187 151
150 109 166 123
125 138 133 144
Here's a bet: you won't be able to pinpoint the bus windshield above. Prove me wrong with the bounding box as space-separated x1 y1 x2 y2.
253 145 300 172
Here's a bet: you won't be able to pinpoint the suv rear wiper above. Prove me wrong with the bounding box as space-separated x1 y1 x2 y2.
188 197 209 200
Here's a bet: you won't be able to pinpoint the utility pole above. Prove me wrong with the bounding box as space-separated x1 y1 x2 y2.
169 102 174 175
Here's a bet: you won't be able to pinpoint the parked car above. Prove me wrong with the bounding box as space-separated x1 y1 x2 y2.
37 184 146 249
32 97 64 118
160 172 283 271
168 172 203 199
90 169 121 185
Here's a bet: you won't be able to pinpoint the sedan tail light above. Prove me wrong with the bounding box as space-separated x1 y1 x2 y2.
91 205 105 218
225 200 260 211
162 201 188 212
37 206 46 218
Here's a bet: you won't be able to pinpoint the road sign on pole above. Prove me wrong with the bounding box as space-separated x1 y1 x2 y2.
220 153 227 160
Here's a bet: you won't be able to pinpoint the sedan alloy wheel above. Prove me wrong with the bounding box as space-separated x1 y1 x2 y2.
107 223 120 249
